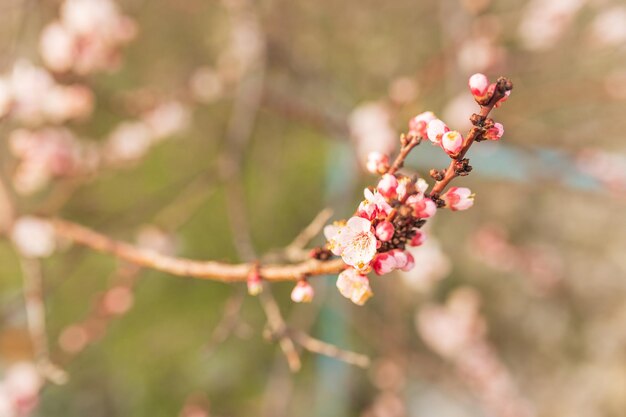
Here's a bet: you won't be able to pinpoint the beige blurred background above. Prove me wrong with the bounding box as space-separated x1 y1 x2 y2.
0 0 624 416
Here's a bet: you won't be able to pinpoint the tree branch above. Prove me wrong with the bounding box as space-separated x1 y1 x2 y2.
430 77 513 196
52 218 346 282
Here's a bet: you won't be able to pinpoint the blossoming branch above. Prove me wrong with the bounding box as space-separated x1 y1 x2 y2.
316 73 512 306
37 73 513 307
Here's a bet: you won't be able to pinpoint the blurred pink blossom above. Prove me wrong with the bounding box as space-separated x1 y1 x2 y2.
10 217 56 258
0 362 43 417
588 7 626 47
9 128 84 194
399 238 451 292
40 0 137 75
1 61 93 124
417 288 535 417
518 0 585 51
349 103 397 168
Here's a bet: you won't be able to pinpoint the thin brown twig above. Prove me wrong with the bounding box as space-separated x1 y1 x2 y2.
0 178 14 234
387 135 422 175
216 0 303 372
52 218 346 282
430 78 513 196
260 289 302 371
206 288 247 352
283 207 333 261
289 330 370 368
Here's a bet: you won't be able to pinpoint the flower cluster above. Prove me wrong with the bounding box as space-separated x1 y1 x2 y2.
7 99 189 195
239 74 511 304
320 175 440 305
0 60 93 124
9 129 96 195
308 73 511 305
39 0 137 75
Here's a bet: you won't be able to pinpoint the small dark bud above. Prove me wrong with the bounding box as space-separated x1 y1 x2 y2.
429 169 444 181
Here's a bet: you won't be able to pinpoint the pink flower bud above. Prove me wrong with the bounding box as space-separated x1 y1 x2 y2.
291 281 314 303
366 151 390 174
372 252 397 275
443 187 475 211
485 122 504 140
375 221 394 242
390 249 414 271
426 119 449 144
401 251 415 272
409 229 426 247
468 73 489 99
377 173 398 198
409 111 436 137
396 177 410 200
441 131 464 155
357 200 377 221
407 195 437 219
415 178 429 194
247 269 262 296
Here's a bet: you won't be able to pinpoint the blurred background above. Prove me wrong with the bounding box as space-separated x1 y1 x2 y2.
0 0 624 416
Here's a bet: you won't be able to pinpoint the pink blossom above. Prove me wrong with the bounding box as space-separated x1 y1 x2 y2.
335 216 377 271
395 177 410 200
402 252 415 272
357 200 377 221
443 187 475 211
415 178 429 194
408 111 436 137
377 174 398 198
39 0 137 75
468 73 490 100
407 194 437 219
363 188 392 218
323 222 345 256
336 268 373 305
291 281 314 303
372 252 397 275
409 230 426 247
4 60 93 124
375 221 394 242
485 122 504 140
39 22 75 73
441 131 464 155
426 119 449 144
390 249 415 272
366 151 390 174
